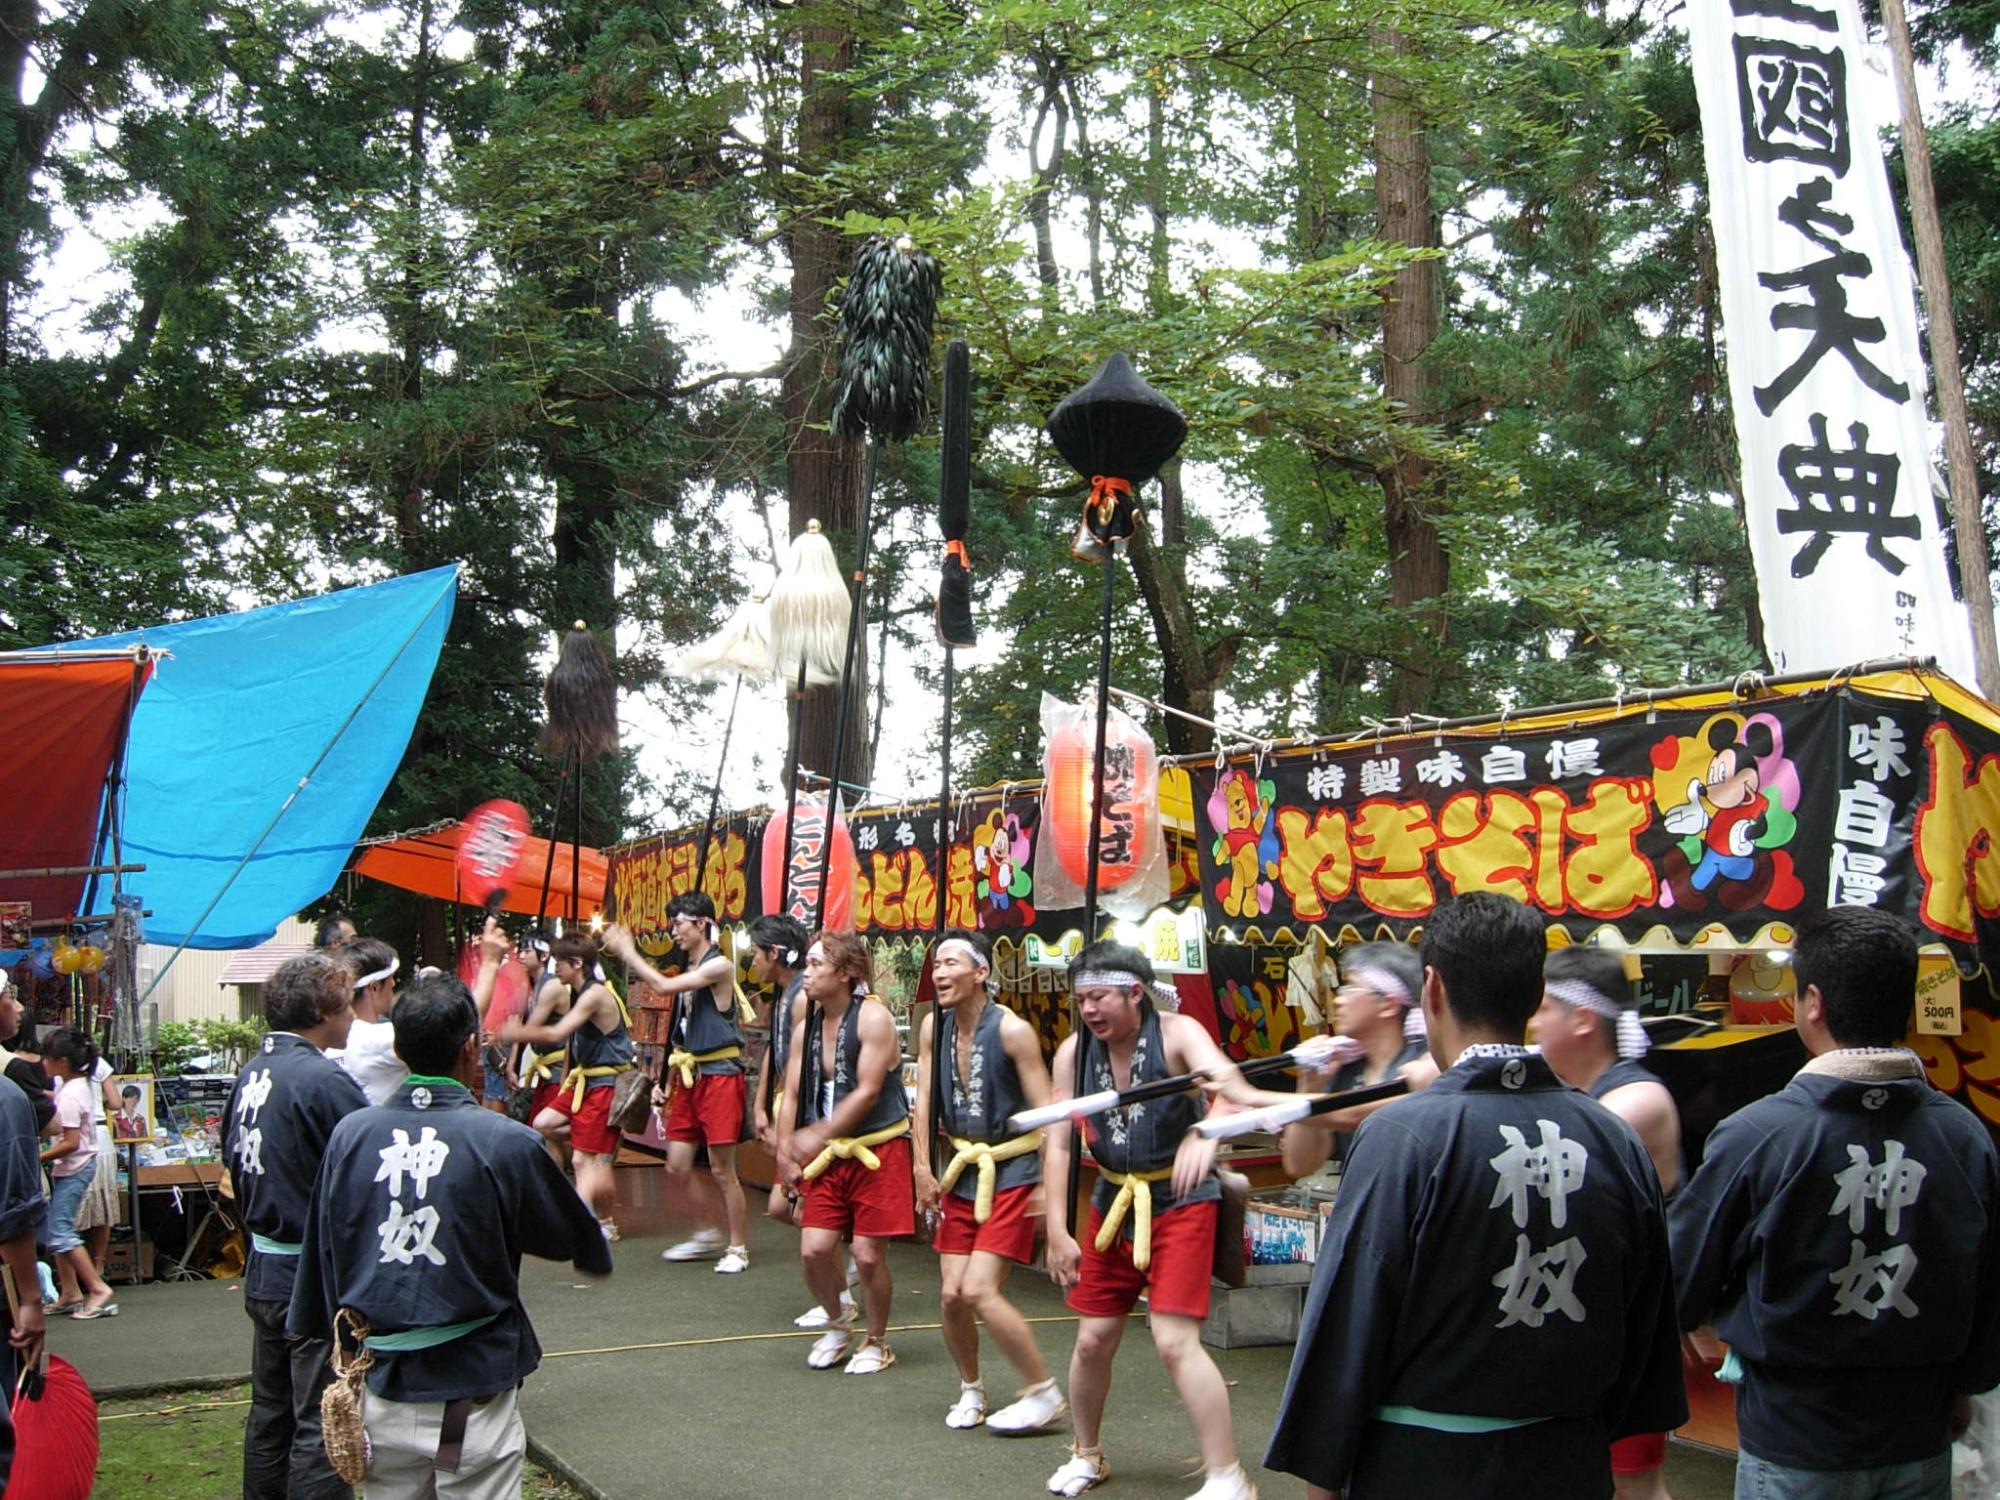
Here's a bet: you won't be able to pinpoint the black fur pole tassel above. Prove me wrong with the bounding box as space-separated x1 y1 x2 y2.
536 622 619 929
810 236 942 930
540 624 619 763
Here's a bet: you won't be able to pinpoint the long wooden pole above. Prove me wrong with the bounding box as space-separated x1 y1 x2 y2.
1879 0 2000 699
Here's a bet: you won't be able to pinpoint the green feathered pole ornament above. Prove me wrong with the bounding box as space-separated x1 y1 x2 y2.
810 234 941 932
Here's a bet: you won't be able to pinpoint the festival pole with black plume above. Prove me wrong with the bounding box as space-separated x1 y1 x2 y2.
538 622 619 932
810 233 942 933
1044 352 1188 1234
926 338 976 1178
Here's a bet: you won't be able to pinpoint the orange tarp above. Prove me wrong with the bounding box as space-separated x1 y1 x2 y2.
353 823 607 917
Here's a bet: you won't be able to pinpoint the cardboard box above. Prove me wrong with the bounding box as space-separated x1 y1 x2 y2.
104 1235 155 1284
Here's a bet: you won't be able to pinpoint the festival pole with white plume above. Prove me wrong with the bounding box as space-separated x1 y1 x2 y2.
765 522 850 925
671 594 777 899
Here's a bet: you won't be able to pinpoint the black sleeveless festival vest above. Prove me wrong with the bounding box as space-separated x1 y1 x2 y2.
800 994 909 1135
1082 1005 1219 1225
938 1001 1041 1198
673 948 744 1076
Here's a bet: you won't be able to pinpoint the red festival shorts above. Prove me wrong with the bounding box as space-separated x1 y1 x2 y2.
934 1182 1040 1264
799 1134 916 1240
1067 1200 1217 1322
531 1078 564 1120
551 1082 621 1155
1609 1432 1668 1475
665 1071 746 1148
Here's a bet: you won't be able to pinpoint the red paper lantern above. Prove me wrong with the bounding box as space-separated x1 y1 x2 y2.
1044 716 1157 892
761 797 857 931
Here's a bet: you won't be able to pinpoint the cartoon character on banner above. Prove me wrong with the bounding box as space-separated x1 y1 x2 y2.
1214 974 1296 1059
1654 713 1805 914
972 807 1035 929
1206 769 1280 920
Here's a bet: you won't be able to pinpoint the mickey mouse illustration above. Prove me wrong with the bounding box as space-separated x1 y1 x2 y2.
1661 719 1776 911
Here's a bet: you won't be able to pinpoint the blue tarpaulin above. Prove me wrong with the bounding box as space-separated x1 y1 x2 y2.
63 566 458 950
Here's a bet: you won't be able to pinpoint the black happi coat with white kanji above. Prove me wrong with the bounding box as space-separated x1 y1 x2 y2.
222 1031 368 1306
288 1078 611 1403
1266 1049 1685 1499
1671 1064 2000 1469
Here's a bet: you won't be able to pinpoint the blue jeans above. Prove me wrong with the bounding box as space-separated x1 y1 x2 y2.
43 1169 90 1253
1736 1448 1951 1500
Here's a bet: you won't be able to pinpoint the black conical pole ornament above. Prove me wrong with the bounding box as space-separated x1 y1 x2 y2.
1044 351 1188 1239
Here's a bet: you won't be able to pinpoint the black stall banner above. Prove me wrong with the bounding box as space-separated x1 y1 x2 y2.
1191 689 1967 949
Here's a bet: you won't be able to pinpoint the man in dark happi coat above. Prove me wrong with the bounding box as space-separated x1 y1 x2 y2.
222 951 365 1500
1267 893 1686 1500
0 1057 47 1490
290 953 612 1500
1672 907 2000 1498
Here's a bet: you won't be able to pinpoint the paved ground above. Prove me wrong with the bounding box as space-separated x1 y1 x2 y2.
55 1165 1741 1499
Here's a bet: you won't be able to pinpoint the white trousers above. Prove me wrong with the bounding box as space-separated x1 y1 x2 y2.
358 1387 524 1500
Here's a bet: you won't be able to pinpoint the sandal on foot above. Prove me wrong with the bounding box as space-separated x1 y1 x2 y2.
843 1336 895 1375
806 1320 854 1369
73 1300 119 1321
1185 1464 1256 1500
1048 1445 1109 1496
989 1380 1068 1435
946 1382 987 1428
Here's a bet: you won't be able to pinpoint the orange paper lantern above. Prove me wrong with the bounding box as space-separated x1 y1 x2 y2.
1044 715 1158 892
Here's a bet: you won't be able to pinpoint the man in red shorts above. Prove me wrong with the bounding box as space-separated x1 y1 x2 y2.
913 929 1065 1435
606 893 752 1271
778 930 913 1375
1044 940 1264 1500
1533 944 1684 1500
511 933 570 1157
500 934 634 1239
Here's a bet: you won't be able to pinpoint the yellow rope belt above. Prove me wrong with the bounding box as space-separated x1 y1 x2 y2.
937 1130 1044 1223
1094 1166 1174 1272
801 1117 912 1181
667 1044 742 1089
519 1048 560 1090
560 1064 628 1111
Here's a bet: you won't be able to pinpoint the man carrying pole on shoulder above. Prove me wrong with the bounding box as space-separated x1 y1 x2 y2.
1042 940 1269 1500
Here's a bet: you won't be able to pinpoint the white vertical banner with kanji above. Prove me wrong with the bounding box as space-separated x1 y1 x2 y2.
1688 0 1975 679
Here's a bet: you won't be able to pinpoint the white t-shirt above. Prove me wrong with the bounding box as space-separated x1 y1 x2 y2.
51 1076 97 1177
335 1017 408 1106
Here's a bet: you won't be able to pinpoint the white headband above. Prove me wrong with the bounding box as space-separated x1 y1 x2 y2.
351 965 396 991
1346 966 1414 1008
935 937 989 971
1073 968 1180 1012
1547 978 1649 1060
806 941 868 998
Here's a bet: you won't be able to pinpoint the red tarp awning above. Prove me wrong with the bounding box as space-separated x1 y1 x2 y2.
353 823 607 918
0 652 150 920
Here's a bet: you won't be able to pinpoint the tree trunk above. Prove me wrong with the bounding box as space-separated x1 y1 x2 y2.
784 19 870 790
1128 507 1239 755
1371 29 1448 714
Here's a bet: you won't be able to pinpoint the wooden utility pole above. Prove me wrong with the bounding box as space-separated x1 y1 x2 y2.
1879 0 2000 699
